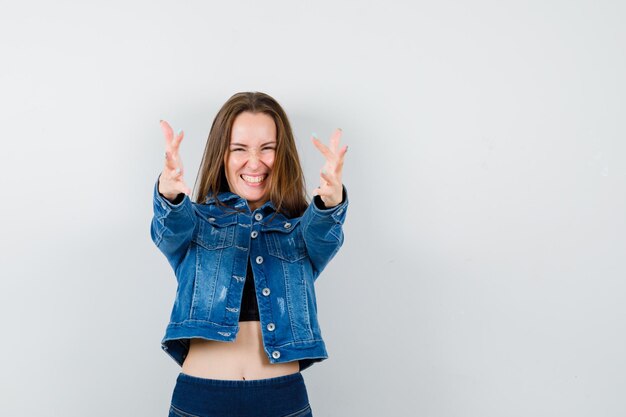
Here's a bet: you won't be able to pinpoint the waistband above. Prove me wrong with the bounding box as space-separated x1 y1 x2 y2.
176 371 304 388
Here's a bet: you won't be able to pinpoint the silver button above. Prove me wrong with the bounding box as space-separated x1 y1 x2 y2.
256 256 263 264
254 213 263 221
262 288 270 296
272 350 280 359
284 222 291 229
251 230 258 238
208 217 215 222
267 323 275 331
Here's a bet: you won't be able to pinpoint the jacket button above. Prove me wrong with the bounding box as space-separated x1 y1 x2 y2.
254 213 263 221
284 222 291 229
262 288 270 296
256 256 263 264
208 217 215 222
272 350 280 359
251 230 258 238
267 323 275 331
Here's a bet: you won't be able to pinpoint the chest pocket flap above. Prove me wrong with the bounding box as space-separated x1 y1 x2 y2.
194 211 238 250
261 218 307 262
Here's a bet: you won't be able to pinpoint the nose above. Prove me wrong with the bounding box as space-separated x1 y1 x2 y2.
244 147 261 168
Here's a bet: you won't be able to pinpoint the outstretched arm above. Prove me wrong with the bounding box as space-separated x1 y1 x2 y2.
311 128 348 208
301 129 349 278
150 120 196 272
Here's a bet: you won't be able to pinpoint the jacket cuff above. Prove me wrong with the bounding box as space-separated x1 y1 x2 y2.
154 173 189 214
310 184 348 224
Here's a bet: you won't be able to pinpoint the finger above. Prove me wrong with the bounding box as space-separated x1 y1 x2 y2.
164 150 173 169
313 186 333 198
334 145 348 171
338 144 348 160
160 120 174 146
312 186 327 197
173 129 184 150
329 128 342 153
320 170 336 186
311 136 335 161
164 150 179 171
163 157 182 179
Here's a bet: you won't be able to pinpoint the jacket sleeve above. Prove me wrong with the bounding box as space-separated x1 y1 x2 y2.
150 172 197 272
300 184 349 279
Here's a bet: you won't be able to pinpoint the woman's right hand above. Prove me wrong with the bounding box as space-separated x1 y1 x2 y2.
158 120 192 202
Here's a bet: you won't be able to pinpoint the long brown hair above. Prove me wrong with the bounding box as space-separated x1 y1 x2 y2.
193 92 309 218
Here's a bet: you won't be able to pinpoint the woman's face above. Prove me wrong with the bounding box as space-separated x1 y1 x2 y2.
224 111 277 211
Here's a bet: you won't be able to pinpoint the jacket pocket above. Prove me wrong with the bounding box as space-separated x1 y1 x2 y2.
193 213 237 250
169 404 201 417
281 404 313 417
262 218 307 262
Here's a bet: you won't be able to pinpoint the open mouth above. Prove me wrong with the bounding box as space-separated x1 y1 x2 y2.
240 174 267 185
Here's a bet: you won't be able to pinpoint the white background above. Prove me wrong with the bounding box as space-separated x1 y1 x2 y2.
1 1 625 416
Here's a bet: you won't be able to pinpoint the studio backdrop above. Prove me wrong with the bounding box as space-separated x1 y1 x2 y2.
1 1 625 416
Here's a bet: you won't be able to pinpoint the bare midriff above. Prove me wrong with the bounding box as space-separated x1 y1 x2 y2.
181 321 300 381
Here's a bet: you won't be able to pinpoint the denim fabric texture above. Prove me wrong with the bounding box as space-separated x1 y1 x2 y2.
168 372 313 417
150 173 349 372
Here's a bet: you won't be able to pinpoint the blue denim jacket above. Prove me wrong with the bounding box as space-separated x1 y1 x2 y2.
150 174 349 372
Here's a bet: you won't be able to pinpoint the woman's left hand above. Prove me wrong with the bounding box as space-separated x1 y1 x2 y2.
311 128 348 208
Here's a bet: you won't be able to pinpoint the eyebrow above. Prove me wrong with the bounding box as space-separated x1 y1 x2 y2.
229 141 276 147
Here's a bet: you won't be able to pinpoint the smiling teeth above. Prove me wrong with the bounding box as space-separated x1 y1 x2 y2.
241 174 266 183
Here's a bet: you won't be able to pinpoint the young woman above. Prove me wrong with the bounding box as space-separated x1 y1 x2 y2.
150 92 349 417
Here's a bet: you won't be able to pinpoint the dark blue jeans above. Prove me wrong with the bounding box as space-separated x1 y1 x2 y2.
168 371 313 417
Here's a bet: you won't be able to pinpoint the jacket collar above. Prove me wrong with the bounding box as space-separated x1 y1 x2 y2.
205 191 277 212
